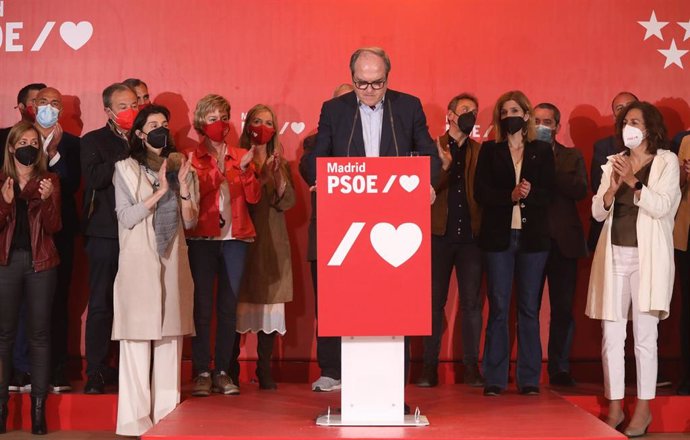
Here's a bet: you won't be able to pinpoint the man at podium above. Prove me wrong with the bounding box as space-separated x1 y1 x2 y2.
308 46 439 394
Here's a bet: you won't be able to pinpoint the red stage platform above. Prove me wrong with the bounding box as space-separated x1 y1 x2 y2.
5 378 688 438
142 384 626 440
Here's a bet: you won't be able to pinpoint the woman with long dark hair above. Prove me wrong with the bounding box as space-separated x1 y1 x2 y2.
587 101 680 437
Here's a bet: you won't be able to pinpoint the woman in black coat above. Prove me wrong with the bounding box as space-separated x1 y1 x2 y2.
474 90 555 396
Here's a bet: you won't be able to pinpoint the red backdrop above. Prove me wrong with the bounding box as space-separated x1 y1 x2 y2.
1 0 688 371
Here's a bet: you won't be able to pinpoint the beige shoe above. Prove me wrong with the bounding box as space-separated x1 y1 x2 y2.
191 373 212 397
212 371 240 395
623 414 652 438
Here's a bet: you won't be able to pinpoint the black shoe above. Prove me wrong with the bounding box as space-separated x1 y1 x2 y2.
84 372 105 394
31 396 47 435
463 364 485 387
0 401 7 434
256 368 277 390
404 403 410 415
8 371 22 393
519 385 540 395
51 367 73 393
550 371 576 387
102 366 118 385
483 385 502 396
10 372 32 393
415 365 438 387
677 380 690 396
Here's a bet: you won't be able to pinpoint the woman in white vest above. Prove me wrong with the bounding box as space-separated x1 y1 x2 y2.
587 101 680 437
112 105 198 436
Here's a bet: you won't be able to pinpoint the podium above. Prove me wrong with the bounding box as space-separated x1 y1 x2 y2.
315 157 431 427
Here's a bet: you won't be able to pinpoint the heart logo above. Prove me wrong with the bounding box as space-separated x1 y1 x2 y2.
370 222 422 268
291 122 305 134
59 21 93 50
399 175 419 192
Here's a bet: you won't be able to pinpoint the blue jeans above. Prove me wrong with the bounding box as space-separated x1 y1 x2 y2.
482 230 548 390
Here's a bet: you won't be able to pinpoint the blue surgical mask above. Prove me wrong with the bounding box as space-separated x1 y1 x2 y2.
36 105 60 129
535 124 553 143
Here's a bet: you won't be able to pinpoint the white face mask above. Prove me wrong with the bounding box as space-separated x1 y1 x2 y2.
622 124 644 149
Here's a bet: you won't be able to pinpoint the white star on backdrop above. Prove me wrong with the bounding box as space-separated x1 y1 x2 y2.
678 19 690 41
638 10 669 40
658 39 688 68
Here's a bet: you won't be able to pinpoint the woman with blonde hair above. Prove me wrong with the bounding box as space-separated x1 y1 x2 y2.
0 121 61 435
233 104 295 389
186 94 261 396
474 90 554 397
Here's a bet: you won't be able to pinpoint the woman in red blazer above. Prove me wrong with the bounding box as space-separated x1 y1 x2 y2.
186 94 261 397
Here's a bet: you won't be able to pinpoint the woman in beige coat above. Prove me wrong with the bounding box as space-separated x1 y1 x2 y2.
113 105 198 436
587 102 680 437
234 104 295 390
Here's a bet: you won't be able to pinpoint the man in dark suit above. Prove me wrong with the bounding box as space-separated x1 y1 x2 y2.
534 103 588 386
588 92 638 250
32 87 81 393
309 47 439 398
299 83 353 393
81 83 138 394
311 47 439 181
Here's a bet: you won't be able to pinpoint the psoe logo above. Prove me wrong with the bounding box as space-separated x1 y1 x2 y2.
0 1 93 52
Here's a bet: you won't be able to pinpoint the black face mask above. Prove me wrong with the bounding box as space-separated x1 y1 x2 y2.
14 146 39 166
145 126 169 149
500 116 526 135
456 112 477 136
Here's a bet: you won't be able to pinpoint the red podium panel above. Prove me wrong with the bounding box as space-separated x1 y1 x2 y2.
316 157 431 337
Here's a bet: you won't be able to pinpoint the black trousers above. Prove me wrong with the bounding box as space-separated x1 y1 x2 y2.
311 261 341 380
51 230 75 372
84 237 119 376
677 233 690 382
424 237 483 367
540 240 578 377
0 249 56 401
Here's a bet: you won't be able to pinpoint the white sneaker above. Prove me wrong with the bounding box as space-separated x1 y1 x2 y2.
311 376 341 392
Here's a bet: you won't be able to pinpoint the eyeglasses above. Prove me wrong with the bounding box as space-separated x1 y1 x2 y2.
353 79 386 90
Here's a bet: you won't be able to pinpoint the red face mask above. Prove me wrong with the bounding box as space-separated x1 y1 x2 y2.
138 102 150 112
23 105 36 122
204 120 229 142
248 123 276 145
110 107 138 131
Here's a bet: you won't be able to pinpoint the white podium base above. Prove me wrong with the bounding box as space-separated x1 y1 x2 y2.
316 336 429 427
316 413 429 427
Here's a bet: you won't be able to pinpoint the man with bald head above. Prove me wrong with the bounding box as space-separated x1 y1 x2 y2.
31 87 81 393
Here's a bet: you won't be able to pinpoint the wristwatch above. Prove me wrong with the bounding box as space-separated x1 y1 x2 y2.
634 181 643 191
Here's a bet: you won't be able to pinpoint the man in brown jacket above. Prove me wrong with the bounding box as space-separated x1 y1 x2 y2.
416 93 484 387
